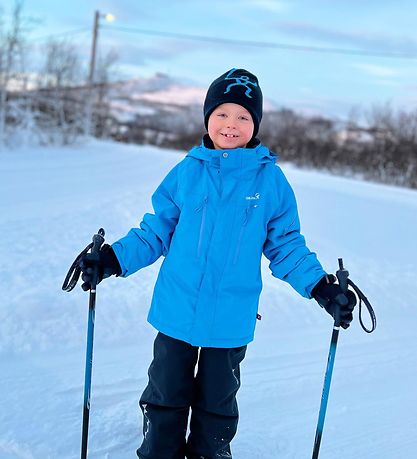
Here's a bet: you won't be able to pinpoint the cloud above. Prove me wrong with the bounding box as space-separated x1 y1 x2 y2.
244 0 290 13
101 35 211 69
373 80 402 87
403 84 417 92
280 96 358 119
352 63 400 78
272 21 417 55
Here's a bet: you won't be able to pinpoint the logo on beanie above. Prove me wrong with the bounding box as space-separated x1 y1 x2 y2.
224 68 258 99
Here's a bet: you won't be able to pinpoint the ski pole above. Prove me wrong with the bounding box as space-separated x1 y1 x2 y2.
80 228 105 459
312 258 349 459
311 259 377 459
62 228 105 459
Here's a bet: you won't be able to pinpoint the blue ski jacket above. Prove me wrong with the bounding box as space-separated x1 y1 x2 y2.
112 137 326 348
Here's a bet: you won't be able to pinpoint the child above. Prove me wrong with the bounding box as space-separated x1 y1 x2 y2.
80 68 356 459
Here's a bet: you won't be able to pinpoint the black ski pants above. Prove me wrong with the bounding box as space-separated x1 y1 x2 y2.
136 332 247 459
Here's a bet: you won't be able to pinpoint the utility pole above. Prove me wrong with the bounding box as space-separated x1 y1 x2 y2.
85 10 114 137
85 10 100 137
88 10 100 87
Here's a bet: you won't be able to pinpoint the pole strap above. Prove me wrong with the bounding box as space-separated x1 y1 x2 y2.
62 243 93 292
347 278 377 333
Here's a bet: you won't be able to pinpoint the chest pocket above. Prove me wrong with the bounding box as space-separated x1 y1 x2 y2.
233 201 266 265
195 195 208 258
174 192 209 258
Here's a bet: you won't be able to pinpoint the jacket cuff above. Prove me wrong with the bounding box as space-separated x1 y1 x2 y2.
102 244 122 277
311 274 330 299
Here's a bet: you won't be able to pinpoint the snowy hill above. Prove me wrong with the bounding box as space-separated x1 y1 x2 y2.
107 73 205 121
0 140 416 458
107 73 278 124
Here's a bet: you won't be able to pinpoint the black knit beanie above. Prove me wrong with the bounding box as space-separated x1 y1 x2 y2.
203 68 263 137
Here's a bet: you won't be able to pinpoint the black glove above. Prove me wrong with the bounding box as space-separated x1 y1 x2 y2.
312 274 357 329
79 244 121 291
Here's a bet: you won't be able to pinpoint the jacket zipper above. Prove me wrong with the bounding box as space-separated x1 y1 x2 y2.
195 196 208 258
233 204 258 264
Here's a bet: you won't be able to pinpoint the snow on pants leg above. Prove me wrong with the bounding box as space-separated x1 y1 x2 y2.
186 344 247 459
137 332 198 459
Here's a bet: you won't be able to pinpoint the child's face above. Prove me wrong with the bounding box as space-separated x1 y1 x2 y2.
207 103 254 150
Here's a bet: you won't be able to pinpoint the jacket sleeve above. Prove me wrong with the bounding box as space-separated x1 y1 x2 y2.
111 163 181 277
263 168 326 298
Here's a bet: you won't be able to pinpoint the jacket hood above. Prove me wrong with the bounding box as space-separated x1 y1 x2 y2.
187 135 278 166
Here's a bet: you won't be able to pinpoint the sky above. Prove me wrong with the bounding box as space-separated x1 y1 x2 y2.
2 0 417 119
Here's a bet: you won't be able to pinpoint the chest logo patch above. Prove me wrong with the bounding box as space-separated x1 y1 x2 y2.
245 193 260 201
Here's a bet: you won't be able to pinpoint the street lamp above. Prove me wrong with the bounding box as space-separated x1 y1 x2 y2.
104 13 115 23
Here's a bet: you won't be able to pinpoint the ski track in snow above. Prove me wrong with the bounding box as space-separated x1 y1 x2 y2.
1 139 416 458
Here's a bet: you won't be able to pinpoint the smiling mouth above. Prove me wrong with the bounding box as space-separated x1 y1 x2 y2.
221 133 239 138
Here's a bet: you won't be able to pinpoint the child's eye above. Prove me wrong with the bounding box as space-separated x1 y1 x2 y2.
240 116 249 121
217 113 226 117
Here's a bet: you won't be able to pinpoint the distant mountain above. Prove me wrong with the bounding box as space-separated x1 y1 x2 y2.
107 73 278 124
107 74 204 123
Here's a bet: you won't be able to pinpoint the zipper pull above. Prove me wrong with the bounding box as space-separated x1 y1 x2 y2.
243 203 258 226
243 207 250 226
195 196 208 212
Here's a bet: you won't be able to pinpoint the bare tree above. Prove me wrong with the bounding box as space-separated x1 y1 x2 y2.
94 49 118 138
42 39 82 88
35 38 85 144
0 0 26 147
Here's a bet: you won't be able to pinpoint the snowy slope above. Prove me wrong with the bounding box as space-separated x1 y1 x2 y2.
0 140 416 458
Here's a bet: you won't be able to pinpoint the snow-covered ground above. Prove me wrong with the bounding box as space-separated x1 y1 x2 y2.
1 139 416 458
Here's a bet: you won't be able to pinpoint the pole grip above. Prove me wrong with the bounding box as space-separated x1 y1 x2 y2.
89 228 105 290
336 258 349 294
334 258 349 328
91 228 105 254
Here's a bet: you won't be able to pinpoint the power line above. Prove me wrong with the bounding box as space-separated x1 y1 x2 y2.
102 25 417 61
26 24 417 61
30 27 91 42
